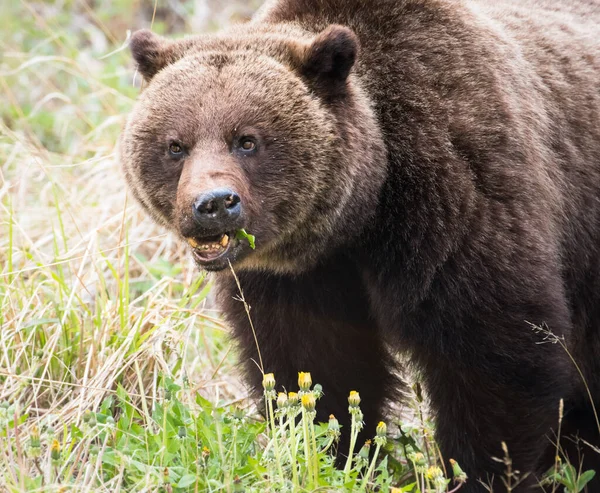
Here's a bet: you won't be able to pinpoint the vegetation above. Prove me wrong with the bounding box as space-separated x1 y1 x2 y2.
0 1 595 491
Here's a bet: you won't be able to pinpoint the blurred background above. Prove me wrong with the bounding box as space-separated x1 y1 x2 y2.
0 0 263 441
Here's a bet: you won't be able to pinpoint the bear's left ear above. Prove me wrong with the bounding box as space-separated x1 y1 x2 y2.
299 25 360 95
130 29 181 82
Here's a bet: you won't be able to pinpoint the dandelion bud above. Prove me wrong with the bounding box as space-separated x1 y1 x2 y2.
348 390 361 407
178 426 187 438
288 392 299 406
233 475 244 492
50 439 61 462
427 466 447 489
262 373 276 391
298 372 312 391
355 440 371 469
277 392 288 409
328 414 340 433
202 446 210 459
313 383 323 399
28 425 41 459
232 406 245 421
301 392 316 412
376 421 387 437
30 425 41 448
450 458 468 483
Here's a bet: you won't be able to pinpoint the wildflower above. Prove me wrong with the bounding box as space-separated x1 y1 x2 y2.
301 392 316 412
450 458 468 483
233 475 244 492
327 414 341 440
27 425 41 459
277 392 288 409
427 466 448 490
262 373 276 392
348 390 361 407
232 406 245 421
50 439 61 463
313 383 323 399
355 440 371 469
375 421 387 447
298 372 312 391
288 392 299 406
202 446 210 459
408 451 427 474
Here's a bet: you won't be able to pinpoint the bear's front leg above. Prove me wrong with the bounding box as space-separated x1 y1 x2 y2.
214 254 403 457
418 316 576 493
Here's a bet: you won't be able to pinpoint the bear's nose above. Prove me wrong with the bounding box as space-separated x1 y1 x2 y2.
192 188 242 230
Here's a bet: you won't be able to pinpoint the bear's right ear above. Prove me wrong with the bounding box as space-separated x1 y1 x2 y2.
297 25 360 96
130 29 178 81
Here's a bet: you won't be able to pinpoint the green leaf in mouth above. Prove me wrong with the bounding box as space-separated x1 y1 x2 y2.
235 229 256 249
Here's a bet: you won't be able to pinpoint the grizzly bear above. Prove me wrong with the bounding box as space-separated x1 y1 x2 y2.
119 0 600 490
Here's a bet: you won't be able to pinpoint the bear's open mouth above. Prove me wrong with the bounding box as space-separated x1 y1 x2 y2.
187 233 236 263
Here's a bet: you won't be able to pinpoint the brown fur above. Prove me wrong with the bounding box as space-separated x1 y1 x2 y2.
120 0 600 490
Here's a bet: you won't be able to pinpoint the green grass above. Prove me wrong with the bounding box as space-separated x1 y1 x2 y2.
0 1 595 491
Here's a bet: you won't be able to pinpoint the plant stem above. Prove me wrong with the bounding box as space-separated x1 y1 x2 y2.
302 407 314 488
343 412 358 481
360 442 382 491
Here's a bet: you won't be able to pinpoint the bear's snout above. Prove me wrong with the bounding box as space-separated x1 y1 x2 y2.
192 187 242 233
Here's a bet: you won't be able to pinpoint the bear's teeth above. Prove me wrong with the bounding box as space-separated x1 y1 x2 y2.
220 234 229 247
188 238 199 248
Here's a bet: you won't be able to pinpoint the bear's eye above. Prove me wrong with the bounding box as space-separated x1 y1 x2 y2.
168 141 184 157
238 137 257 154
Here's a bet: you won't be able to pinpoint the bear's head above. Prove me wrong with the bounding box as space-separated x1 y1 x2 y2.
120 24 386 273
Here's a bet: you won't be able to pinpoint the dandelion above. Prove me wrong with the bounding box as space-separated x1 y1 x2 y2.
375 421 387 446
450 458 468 484
301 393 316 412
27 425 41 459
298 372 312 391
262 373 276 392
408 451 427 474
355 440 371 469
288 392 299 407
276 392 288 409
313 383 323 399
50 439 61 463
427 466 448 491
348 390 361 407
361 422 388 489
327 414 340 439
178 426 187 438
344 390 364 480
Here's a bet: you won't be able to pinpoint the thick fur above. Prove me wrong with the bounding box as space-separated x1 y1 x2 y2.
120 0 600 490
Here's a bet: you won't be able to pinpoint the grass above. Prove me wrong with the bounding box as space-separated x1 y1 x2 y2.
0 1 595 491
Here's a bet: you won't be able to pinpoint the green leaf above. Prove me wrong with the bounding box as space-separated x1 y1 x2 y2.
235 229 256 249
577 470 596 492
177 474 197 488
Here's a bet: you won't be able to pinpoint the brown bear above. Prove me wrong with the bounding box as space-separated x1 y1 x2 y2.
119 0 600 490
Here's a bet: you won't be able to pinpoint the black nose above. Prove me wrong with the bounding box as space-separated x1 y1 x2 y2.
192 188 242 230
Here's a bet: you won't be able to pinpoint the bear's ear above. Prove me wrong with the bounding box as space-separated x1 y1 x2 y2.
130 29 176 81
299 25 359 95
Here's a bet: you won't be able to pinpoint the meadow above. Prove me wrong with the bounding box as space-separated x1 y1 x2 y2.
0 1 593 491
